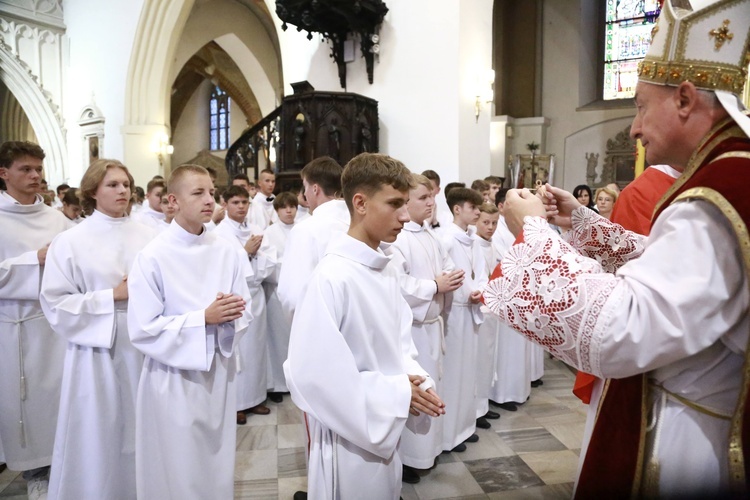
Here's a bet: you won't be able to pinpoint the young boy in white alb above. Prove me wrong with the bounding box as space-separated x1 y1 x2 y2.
284 153 445 499
440 187 488 452
473 203 503 422
259 191 299 400
489 188 531 409
214 185 276 422
127 165 252 499
387 174 464 482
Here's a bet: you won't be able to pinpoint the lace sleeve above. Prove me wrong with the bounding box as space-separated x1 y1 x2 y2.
483 216 618 374
561 207 645 273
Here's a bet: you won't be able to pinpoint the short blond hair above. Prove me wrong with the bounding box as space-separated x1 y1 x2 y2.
411 173 433 192
479 202 499 215
79 159 134 215
168 164 210 195
594 187 618 203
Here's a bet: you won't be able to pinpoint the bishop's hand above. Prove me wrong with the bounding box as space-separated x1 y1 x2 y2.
503 189 547 236
538 183 580 231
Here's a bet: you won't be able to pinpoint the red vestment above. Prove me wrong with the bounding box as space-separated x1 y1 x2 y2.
576 117 750 498
573 166 678 404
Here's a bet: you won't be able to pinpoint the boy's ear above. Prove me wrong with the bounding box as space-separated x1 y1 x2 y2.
351 192 367 215
167 193 178 206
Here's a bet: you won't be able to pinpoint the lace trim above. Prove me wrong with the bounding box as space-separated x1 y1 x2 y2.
484 216 618 373
562 207 645 272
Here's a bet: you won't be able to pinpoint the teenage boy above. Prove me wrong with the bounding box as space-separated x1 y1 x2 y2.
133 178 166 229
483 176 503 203
387 174 463 482
260 191 298 401
473 203 503 422
61 188 84 223
440 187 488 452
277 156 348 318
284 153 445 499
489 188 531 410
294 185 310 222
250 168 278 229
471 179 491 204
52 183 69 209
215 185 275 422
0 141 71 500
127 165 252 499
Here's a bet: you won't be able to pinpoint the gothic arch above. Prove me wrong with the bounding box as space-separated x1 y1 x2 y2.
123 0 283 180
0 41 66 182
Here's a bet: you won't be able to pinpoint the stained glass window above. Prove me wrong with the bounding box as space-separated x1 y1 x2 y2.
209 86 230 150
603 0 661 100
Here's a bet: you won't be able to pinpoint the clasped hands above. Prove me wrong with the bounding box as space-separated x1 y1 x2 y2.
503 184 582 236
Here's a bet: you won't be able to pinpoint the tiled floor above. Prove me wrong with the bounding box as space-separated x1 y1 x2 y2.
0 357 587 499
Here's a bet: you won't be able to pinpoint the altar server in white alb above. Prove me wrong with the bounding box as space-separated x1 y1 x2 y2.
277 156 348 319
440 187 488 452
214 185 275 422
259 191 300 399
285 153 446 499
127 165 253 499
488 189 530 411
40 159 155 500
386 174 464 482
132 178 166 230
472 202 503 423
250 168 280 229
0 141 71 499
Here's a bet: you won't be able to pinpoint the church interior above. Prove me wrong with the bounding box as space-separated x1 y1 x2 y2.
2 0 749 498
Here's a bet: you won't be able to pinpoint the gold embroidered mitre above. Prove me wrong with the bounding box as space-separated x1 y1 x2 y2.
637 0 750 95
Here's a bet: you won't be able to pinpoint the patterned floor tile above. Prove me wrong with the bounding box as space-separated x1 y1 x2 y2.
411 462 486 499
464 455 545 493
278 447 307 478
497 428 567 454
519 450 579 485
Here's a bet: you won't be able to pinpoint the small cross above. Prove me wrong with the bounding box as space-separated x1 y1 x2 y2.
709 19 733 50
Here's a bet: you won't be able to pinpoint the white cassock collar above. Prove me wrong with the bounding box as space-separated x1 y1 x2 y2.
326 234 391 271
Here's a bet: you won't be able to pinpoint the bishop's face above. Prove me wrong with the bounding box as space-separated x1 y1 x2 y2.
631 81 685 169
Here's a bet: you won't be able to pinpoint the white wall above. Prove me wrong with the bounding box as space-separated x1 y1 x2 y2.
271 0 495 186
63 0 145 184
540 0 636 191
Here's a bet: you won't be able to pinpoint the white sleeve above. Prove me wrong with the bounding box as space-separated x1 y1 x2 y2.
0 250 42 301
284 274 412 459
483 202 748 379
40 236 115 348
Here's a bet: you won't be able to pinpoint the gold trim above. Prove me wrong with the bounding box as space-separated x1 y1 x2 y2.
652 116 746 217
709 19 734 50
712 151 750 162
638 59 747 94
632 375 648 499
672 186 750 495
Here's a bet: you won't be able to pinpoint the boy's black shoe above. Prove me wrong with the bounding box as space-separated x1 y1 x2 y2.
476 417 491 429
402 465 421 484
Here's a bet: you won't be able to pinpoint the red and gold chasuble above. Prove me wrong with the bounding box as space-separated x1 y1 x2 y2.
575 117 750 498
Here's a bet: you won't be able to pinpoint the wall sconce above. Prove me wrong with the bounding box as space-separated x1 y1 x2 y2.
475 69 495 123
151 133 174 167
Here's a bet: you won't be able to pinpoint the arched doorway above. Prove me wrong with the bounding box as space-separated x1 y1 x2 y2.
0 43 67 183
123 0 283 184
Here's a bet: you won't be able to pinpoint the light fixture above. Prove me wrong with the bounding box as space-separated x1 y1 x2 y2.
475 69 495 123
151 133 174 167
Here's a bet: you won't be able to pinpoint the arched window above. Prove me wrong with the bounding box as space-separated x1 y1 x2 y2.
209 86 230 150
603 0 661 101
